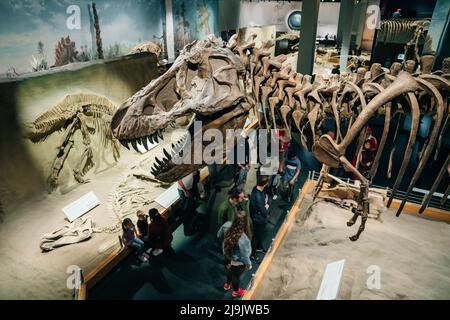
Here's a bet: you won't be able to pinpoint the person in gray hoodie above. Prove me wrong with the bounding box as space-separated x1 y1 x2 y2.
217 211 252 298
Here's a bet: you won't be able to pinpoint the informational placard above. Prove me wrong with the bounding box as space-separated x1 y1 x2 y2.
154 183 180 209
316 259 346 300
62 191 100 222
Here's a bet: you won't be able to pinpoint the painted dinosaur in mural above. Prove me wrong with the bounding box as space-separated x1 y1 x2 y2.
26 94 120 193
53 36 79 67
111 34 450 241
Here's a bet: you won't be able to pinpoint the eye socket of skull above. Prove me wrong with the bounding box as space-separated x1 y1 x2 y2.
143 105 154 116
111 107 128 132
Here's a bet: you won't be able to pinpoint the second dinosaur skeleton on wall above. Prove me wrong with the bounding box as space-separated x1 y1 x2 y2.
26 94 120 193
111 34 449 241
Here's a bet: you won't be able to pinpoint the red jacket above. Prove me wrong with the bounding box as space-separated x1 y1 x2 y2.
147 215 173 249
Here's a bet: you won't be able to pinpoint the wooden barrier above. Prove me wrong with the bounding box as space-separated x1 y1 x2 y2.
387 199 450 222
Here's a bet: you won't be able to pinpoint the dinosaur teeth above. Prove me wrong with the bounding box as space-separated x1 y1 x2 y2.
155 156 164 166
148 134 154 144
130 139 139 152
163 148 172 161
141 136 149 151
120 140 130 150
153 133 159 143
157 130 164 140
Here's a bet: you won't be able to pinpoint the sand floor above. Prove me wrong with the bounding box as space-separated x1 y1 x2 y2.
255 195 450 300
0 130 183 300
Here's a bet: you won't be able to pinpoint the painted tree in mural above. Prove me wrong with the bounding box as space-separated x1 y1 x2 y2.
31 41 48 72
175 2 191 51
196 1 211 35
88 3 97 56
92 2 104 59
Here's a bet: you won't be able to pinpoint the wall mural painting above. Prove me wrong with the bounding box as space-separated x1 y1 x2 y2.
0 0 165 78
173 0 218 54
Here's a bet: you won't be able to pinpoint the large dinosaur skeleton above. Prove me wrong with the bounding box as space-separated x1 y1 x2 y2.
379 18 430 44
26 94 120 192
112 34 449 241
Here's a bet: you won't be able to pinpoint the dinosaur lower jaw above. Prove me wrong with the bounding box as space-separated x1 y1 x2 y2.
151 110 249 183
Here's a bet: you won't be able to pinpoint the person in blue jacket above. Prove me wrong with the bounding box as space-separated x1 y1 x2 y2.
217 211 252 298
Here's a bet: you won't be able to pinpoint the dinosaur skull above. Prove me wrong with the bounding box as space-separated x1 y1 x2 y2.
111 37 250 182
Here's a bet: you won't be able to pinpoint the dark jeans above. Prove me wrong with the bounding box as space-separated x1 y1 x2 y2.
177 189 197 218
252 223 267 255
281 178 295 202
225 260 246 291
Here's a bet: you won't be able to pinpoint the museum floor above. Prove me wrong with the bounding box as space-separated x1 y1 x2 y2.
255 198 450 300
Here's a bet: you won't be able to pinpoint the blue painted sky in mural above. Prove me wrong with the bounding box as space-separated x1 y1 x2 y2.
0 0 164 73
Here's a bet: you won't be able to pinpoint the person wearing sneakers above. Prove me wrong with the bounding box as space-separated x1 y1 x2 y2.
217 211 252 298
122 218 149 262
147 208 173 256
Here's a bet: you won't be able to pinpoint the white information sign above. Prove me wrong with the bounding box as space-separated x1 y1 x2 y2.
62 191 100 222
316 259 346 300
154 183 180 209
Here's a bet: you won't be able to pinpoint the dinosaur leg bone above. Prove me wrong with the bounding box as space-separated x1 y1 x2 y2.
339 156 370 241
73 117 95 184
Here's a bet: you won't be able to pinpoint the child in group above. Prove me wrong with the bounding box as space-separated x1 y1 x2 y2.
136 210 149 241
122 218 149 262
